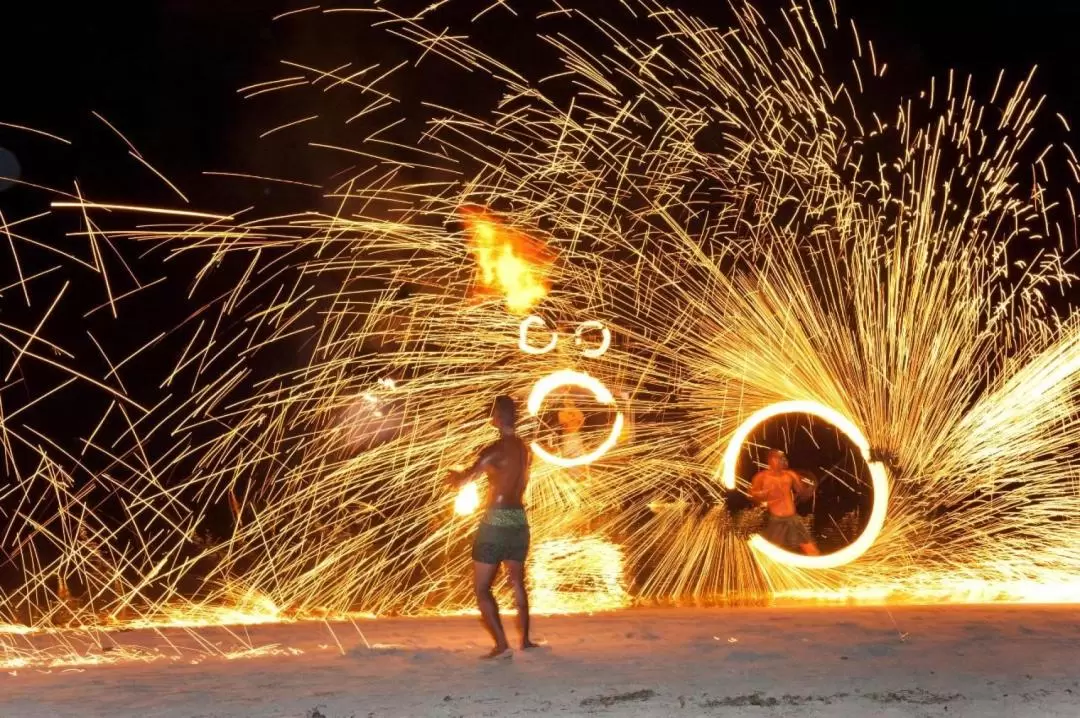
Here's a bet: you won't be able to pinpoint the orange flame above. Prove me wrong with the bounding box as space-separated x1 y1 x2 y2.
461 207 552 314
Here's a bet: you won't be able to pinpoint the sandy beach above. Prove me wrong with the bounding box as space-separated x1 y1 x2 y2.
3 605 1080 717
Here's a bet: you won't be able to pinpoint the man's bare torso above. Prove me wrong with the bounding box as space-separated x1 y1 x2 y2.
750 468 801 517
479 435 530 509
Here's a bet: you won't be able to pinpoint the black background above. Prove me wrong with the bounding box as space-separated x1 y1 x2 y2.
4 0 1080 201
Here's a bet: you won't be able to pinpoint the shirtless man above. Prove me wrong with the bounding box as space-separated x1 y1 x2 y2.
558 398 587 478
557 398 585 455
448 395 539 658
750 449 820 555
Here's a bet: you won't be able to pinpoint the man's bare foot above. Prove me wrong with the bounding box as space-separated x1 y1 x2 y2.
481 646 513 660
520 639 544 650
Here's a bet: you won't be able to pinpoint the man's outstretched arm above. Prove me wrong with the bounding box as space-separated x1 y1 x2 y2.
448 450 494 487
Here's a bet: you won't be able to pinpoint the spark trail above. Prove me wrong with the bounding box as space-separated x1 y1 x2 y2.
1 0 1080 670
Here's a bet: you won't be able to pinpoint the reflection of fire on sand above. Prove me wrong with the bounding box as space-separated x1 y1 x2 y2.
7 607 1080 717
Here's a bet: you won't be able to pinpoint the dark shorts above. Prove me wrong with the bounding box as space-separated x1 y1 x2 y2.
763 514 812 550
471 508 530 564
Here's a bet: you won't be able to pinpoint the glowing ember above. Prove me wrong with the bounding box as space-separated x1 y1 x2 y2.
461 207 552 315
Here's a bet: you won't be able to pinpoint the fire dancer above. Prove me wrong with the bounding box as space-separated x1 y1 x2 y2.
750 449 820 555
448 395 540 658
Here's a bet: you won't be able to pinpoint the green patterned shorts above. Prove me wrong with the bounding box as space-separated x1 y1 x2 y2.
472 508 530 564
763 514 812 550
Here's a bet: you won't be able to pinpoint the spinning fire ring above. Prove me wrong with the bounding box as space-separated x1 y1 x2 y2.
527 369 624 468
720 400 889 569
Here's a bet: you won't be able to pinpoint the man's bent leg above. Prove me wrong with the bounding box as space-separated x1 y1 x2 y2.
473 561 510 657
796 522 820 556
505 560 538 649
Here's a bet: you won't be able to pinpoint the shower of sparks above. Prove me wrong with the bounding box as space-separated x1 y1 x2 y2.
2 0 1080 671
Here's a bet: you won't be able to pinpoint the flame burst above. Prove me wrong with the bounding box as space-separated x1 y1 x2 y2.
462 207 553 315
1 0 1080 670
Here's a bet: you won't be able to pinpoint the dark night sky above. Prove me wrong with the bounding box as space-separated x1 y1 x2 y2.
0 0 1077 224
3 0 1080 193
